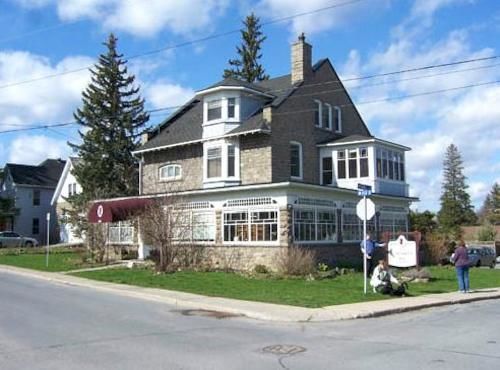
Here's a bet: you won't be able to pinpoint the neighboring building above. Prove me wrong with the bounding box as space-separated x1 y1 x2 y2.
50 157 83 244
90 35 417 268
0 159 65 244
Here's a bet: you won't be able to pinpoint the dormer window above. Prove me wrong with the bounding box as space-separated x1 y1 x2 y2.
228 98 236 119
314 100 322 127
159 164 182 181
207 99 222 121
334 106 342 132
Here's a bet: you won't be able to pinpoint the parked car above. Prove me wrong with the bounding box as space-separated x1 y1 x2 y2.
467 246 496 268
0 231 39 248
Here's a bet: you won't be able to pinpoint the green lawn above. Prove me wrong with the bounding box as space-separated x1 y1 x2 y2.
0 250 92 272
73 266 500 308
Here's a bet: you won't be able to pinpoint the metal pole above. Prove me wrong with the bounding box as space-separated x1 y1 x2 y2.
363 194 367 295
46 212 50 268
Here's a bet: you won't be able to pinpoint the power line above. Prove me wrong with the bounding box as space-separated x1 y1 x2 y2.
0 0 367 91
1 78 498 135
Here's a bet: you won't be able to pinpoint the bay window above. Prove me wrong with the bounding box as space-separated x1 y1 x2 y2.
224 209 278 242
337 150 346 179
227 145 235 177
360 147 369 177
348 150 357 178
227 97 236 118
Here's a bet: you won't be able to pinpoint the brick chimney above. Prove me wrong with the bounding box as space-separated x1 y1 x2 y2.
291 33 312 84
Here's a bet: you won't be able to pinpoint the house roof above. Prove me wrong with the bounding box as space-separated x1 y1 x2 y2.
50 157 80 205
6 159 66 187
136 74 294 154
318 134 411 151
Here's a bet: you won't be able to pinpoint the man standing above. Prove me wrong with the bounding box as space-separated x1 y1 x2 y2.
360 233 385 276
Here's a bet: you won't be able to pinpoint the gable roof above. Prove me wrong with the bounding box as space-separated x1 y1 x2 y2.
50 157 80 205
6 159 66 188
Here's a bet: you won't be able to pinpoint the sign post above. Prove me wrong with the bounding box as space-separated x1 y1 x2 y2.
357 184 374 294
45 212 51 268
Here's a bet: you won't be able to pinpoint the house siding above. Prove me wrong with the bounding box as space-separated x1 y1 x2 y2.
270 62 370 184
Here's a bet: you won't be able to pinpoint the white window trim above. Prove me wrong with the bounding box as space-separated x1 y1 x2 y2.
203 140 240 183
203 94 241 125
290 141 303 180
334 106 342 133
314 99 322 127
159 164 182 182
222 207 280 246
324 103 332 130
320 154 334 185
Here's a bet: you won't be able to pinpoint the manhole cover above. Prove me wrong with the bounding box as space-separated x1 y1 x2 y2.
262 344 306 355
177 309 243 319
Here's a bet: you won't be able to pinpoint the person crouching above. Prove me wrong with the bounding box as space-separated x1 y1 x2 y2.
370 259 407 296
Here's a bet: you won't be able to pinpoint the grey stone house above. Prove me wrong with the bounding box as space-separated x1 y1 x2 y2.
0 159 65 244
91 35 416 268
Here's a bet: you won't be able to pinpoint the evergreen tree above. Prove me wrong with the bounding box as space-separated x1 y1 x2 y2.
409 210 437 235
437 144 477 236
67 34 149 236
223 13 269 83
478 182 500 225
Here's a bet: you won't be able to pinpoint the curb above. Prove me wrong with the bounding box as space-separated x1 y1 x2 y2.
1 265 500 322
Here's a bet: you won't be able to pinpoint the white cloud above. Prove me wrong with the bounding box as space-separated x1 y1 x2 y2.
0 51 92 130
8 135 70 164
15 0 230 38
340 1 499 212
145 82 194 110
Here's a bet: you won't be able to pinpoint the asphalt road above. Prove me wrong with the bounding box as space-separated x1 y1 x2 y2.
0 271 499 370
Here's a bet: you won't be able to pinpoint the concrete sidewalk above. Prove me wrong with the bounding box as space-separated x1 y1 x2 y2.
1 264 499 322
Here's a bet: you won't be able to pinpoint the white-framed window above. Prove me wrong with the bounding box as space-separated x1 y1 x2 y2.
314 99 322 127
227 97 236 119
337 150 346 179
108 221 134 244
293 206 337 242
360 147 369 177
334 106 342 133
171 209 216 242
207 99 222 121
223 209 278 243
348 149 358 178
322 156 333 185
323 103 332 130
341 209 375 242
376 148 405 181
227 144 235 177
290 141 303 179
207 147 222 178
159 164 182 181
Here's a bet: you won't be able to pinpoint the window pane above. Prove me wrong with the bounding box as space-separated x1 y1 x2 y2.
322 104 330 128
228 145 235 177
294 209 316 241
322 157 332 184
290 143 301 177
334 107 341 131
348 151 357 178
207 100 222 120
360 158 369 177
228 98 235 118
314 101 321 127
33 190 40 206
338 160 346 179
207 147 222 178
224 212 248 242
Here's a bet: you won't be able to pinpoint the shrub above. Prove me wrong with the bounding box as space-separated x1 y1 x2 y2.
254 264 269 274
276 246 316 276
422 232 450 265
477 224 497 241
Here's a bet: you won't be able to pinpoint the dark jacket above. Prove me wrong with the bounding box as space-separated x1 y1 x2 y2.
453 246 469 268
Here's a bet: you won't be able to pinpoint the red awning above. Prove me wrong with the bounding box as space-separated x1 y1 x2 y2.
88 198 153 223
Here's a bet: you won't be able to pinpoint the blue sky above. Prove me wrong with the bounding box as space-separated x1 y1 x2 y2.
0 0 498 212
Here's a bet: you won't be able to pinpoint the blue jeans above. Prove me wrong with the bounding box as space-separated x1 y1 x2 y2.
455 266 470 292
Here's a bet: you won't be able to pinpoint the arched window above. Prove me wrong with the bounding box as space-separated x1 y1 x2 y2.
159 164 182 181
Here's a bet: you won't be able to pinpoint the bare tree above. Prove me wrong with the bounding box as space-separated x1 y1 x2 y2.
139 196 200 272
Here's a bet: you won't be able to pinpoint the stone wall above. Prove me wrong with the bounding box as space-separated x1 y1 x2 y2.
239 134 272 185
142 144 203 194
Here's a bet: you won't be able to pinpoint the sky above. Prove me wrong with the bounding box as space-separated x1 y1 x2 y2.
0 0 498 212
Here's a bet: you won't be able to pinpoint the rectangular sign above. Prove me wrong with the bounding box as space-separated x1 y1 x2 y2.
388 235 417 268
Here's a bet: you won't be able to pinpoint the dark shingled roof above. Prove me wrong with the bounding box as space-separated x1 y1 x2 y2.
138 74 294 152
6 159 66 187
